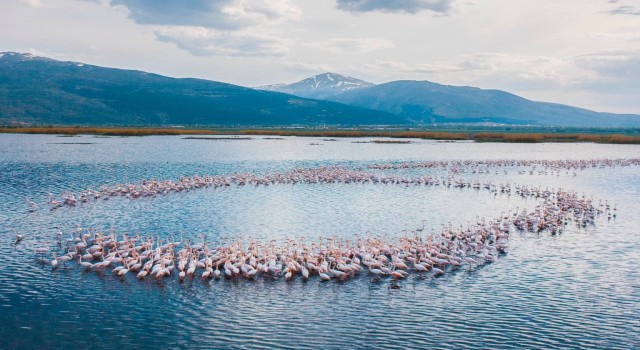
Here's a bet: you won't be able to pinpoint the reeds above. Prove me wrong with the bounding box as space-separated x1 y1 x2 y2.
472 132 640 144
1 126 639 144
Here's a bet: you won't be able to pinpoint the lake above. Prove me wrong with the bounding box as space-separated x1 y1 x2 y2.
0 134 638 349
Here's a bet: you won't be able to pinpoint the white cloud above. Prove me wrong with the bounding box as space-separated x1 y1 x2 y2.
460 53 579 84
363 60 464 74
281 60 332 73
18 0 44 7
155 26 290 57
608 0 640 15
108 0 301 58
574 50 640 93
576 50 640 73
110 0 301 29
363 53 582 87
588 32 640 41
224 0 301 24
306 38 394 53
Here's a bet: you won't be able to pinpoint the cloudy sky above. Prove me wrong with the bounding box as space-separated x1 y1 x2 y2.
2 0 640 113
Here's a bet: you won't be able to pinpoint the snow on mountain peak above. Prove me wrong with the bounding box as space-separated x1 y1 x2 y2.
256 72 374 99
257 72 374 99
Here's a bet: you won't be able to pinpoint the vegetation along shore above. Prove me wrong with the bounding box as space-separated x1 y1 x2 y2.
1 126 639 144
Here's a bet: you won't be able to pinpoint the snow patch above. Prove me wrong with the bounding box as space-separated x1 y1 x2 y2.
258 72 374 97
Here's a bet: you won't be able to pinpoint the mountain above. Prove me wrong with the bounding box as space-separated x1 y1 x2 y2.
322 80 640 127
323 80 640 127
2 52 638 128
256 73 374 100
0 52 400 126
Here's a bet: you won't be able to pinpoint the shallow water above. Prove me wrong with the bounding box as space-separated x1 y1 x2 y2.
0 134 639 349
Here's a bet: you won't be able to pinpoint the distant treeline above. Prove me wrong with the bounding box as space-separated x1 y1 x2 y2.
1 126 639 144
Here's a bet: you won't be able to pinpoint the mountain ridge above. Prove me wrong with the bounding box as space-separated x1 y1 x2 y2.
0 52 402 126
1 52 639 127
327 80 640 127
255 73 640 127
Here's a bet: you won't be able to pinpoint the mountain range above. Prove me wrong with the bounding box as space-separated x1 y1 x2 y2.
0 52 397 126
260 74 640 127
2 52 640 127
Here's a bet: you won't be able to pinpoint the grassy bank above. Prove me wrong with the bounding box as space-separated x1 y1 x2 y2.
471 132 640 144
1 126 640 144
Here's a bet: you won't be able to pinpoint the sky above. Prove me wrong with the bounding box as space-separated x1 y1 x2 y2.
1 0 640 114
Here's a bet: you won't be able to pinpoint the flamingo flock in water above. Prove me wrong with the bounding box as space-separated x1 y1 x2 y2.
37 157 638 211
25 184 611 283
18 156 631 284
369 157 640 170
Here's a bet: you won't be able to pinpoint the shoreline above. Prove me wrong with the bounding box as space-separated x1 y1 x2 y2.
1 126 639 144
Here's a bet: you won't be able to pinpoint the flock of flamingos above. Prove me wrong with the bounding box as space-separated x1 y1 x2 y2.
37 157 639 210
20 157 634 283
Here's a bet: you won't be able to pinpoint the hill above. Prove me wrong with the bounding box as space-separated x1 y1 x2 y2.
0 52 400 126
327 80 640 127
3 52 639 128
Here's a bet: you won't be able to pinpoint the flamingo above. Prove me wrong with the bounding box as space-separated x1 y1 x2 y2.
79 256 93 270
14 229 24 244
51 253 59 269
432 267 444 276
369 266 385 277
319 272 331 281
118 262 130 277
413 263 428 272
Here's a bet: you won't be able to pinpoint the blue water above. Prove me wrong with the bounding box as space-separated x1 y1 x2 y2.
0 134 639 349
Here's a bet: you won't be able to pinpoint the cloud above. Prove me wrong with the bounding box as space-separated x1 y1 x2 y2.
155 26 289 57
587 32 640 41
306 38 394 53
281 60 332 73
458 53 573 82
363 60 464 74
335 0 456 14
608 0 640 15
110 0 301 29
366 53 576 84
575 51 640 79
17 0 44 7
360 53 596 94
106 1 301 58
569 51 640 96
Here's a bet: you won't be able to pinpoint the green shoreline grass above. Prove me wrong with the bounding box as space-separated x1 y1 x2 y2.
1 126 639 144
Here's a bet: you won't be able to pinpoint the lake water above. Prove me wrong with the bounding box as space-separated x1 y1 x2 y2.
0 134 638 349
